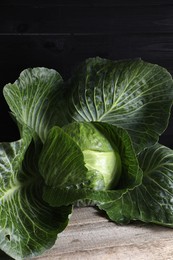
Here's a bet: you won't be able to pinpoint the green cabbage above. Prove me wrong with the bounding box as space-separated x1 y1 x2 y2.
63 122 122 190
1 57 173 259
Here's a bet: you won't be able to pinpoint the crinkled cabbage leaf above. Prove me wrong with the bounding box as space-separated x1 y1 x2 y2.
4 58 173 153
100 144 173 227
65 58 173 153
0 129 71 259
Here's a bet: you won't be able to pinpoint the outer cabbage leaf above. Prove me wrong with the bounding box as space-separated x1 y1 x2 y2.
39 126 89 189
66 57 173 152
3 60 173 154
3 67 67 142
0 131 72 260
99 144 173 227
39 122 142 208
135 143 173 226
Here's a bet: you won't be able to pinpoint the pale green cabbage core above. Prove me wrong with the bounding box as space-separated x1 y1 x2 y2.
83 149 121 189
63 122 122 190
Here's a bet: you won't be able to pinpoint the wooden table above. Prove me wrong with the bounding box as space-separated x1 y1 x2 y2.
31 207 173 260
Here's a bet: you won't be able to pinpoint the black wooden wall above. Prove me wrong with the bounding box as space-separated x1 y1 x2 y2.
0 0 173 147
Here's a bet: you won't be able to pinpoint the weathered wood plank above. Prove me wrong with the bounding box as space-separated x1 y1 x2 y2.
1 0 173 7
1 207 173 259
1 35 173 69
30 207 173 260
0 3 173 34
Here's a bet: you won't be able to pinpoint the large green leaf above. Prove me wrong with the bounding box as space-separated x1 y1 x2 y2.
66 57 173 152
39 126 89 189
39 122 142 208
3 60 173 153
99 144 173 227
0 131 72 259
3 67 67 142
135 143 173 226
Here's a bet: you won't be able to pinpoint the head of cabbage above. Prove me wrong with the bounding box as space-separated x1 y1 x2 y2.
63 122 122 190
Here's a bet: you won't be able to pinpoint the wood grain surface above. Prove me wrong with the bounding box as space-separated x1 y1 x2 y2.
1 206 173 259
31 207 173 260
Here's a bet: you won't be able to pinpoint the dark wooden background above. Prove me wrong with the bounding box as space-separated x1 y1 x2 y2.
0 0 173 148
